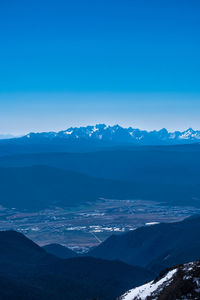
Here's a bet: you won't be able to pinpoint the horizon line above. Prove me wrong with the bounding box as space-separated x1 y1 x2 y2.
1 124 200 138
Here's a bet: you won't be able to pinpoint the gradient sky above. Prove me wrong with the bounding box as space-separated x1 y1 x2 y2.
0 0 200 134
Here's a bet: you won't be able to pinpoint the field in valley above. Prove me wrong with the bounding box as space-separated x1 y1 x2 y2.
0 199 199 252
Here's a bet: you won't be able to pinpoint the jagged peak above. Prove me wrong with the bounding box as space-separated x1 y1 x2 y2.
20 124 200 145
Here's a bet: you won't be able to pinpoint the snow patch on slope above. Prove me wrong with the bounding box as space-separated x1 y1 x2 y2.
120 269 177 300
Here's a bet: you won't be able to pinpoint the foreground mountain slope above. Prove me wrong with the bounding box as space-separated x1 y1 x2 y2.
88 216 200 273
120 260 200 300
0 230 47 264
43 243 77 259
0 230 153 300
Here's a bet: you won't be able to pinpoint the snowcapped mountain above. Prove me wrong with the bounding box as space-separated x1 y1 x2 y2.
23 124 200 145
120 260 200 300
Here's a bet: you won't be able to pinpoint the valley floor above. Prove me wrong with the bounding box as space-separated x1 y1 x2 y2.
0 199 199 252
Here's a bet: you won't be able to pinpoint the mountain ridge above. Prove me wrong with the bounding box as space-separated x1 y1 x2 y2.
88 215 200 274
0 230 153 300
22 124 200 145
43 243 77 259
1 164 200 209
4 124 200 146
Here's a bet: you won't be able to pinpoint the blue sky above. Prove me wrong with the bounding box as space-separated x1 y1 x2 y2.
0 0 200 134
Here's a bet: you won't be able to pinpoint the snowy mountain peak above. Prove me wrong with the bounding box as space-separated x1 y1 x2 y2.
120 260 200 300
23 125 200 145
120 269 177 300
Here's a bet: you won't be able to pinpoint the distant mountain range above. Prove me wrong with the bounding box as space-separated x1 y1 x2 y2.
1 125 200 210
1 125 200 157
22 124 200 145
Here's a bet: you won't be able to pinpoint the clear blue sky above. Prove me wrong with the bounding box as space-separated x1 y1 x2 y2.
0 0 200 134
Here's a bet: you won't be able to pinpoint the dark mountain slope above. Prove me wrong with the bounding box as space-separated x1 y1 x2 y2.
0 230 47 264
1 144 200 207
1 164 200 210
0 165 142 210
0 275 48 300
1 145 200 184
88 216 200 274
0 136 107 156
43 243 77 259
3 164 199 210
0 230 153 300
